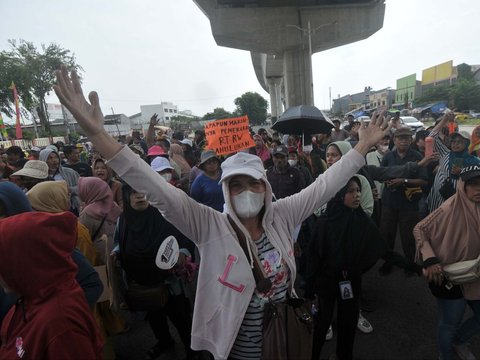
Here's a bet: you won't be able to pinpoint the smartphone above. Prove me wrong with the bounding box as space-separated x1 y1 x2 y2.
425 136 434 158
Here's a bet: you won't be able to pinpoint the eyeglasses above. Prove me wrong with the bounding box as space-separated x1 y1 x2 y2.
229 178 266 195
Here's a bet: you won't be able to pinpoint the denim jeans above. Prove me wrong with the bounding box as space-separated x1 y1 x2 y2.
456 299 480 345
436 298 466 360
437 298 480 360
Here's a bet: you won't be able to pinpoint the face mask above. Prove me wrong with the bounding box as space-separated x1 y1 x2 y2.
161 173 172 182
288 159 297 167
232 190 265 219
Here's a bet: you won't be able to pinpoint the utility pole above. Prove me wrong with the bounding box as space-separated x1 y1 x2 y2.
111 107 121 137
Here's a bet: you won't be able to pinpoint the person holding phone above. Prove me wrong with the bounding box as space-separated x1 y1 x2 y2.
426 113 480 213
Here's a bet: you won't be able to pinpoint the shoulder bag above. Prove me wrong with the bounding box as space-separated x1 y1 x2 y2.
443 254 480 285
227 216 314 360
119 216 170 311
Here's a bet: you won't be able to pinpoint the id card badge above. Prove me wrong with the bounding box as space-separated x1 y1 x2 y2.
339 281 354 300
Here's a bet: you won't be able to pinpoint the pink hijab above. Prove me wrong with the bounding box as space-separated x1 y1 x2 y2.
78 177 122 222
414 178 480 299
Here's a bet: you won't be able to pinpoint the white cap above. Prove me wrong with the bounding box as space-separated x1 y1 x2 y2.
219 152 266 183
150 156 173 172
180 138 193 147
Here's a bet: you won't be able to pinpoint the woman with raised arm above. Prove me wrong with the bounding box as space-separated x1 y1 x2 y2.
54 65 390 360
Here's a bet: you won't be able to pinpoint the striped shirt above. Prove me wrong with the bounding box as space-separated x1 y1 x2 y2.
427 128 458 212
229 233 290 360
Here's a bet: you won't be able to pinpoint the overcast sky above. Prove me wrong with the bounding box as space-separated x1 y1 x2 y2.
1 0 479 124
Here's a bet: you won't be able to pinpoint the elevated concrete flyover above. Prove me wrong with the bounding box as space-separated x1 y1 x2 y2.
194 0 385 120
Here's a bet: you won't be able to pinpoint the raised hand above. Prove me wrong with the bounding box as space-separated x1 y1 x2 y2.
355 110 391 155
150 113 160 127
54 64 121 159
53 64 105 137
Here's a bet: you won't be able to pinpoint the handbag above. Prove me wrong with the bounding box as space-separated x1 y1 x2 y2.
262 297 315 360
439 177 455 200
443 254 480 285
94 264 113 303
124 279 169 312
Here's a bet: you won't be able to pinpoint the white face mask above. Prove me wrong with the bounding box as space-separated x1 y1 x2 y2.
161 173 172 182
232 190 265 219
288 159 297 167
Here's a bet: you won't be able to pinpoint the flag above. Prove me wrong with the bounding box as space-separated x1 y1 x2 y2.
0 113 7 139
9 82 23 139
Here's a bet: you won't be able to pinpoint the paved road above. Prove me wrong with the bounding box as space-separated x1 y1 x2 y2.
112 257 479 360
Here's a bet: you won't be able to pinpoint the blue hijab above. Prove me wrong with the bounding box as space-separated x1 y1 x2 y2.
0 182 32 324
448 136 480 172
0 182 32 216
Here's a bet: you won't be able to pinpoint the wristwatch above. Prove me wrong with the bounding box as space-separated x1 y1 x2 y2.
404 179 409 184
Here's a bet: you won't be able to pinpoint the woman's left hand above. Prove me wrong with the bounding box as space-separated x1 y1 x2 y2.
356 110 392 155
423 264 444 285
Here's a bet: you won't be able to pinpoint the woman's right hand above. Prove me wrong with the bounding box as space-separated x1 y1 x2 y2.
423 264 444 285
53 64 105 137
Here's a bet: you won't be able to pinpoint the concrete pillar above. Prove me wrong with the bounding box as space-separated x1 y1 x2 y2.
283 46 313 108
266 77 284 122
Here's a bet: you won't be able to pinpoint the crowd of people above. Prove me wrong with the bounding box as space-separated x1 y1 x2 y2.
0 66 479 360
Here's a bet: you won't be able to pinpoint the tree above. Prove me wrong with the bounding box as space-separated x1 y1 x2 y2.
202 107 233 121
233 92 268 126
0 39 82 135
456 63 474 82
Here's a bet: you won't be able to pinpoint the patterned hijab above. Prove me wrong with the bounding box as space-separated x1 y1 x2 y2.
26 181 70 213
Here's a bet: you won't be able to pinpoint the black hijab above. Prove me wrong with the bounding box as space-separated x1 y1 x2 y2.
313 176 387 274
119 184 192 285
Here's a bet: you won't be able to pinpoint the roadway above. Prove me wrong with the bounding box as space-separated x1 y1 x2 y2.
112 251 480 360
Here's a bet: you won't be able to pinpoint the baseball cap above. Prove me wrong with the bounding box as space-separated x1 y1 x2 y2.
394 127 413 137
460 165 480 182
450 131 470 141
180 139 193 147
271 145 288 156
30 146 41 152
220 152 266 183
150 157 173 172
11 160 49 179
147 145 166 157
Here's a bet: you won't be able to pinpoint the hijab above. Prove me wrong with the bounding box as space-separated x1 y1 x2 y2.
169 144 191 175
415 177 480 298
316 176 386 273
26 181 70 213
120 185 184 285
0 182 32 217
415 177 480 265
447 134 480 171
78 177 121 222
92 158 113 182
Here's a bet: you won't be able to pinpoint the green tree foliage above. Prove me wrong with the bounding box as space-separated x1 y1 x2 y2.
170 115 197 131
456 63 473 81
233 92 268 126
0 39 82 135
202 107 233 121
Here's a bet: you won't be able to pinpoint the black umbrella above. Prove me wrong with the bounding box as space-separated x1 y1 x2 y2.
271 105 334 135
